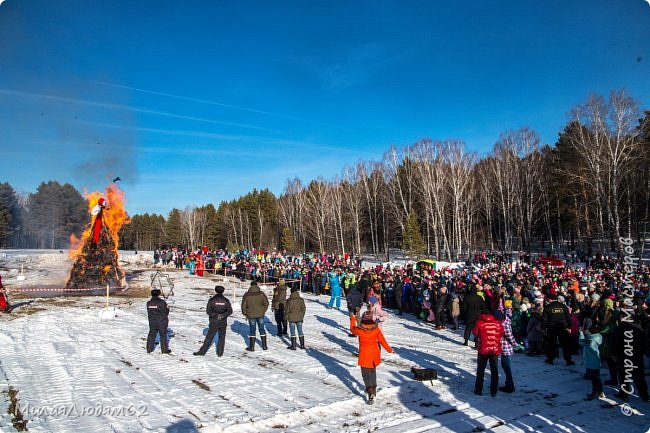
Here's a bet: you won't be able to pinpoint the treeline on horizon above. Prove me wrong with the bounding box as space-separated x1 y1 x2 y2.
1 90 649 259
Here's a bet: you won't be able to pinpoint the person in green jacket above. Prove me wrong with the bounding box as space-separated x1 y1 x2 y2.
271 280 288 337
285 286 307 350
241 280 270 351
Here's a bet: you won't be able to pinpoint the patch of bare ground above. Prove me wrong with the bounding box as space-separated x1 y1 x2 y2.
113 286 152 299
192 380 210 391
3 387 28 431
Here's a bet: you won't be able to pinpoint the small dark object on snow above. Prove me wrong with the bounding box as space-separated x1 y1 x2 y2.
411 367 438 384
112 176 121 183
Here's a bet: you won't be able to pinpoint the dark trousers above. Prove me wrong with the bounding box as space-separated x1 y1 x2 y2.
196 324 226 356
361 367 377 388
395 291 403 313
500 354 515 391
274 309 287 335
475 354 499 395
464 319 477 342
586 368 603 393
435 307 446 327
147 326 169 353
544 328 570 362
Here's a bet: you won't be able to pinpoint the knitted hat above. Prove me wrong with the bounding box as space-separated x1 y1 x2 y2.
361 311 375 324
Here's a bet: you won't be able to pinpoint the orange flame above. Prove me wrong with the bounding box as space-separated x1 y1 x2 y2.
69 184 131 258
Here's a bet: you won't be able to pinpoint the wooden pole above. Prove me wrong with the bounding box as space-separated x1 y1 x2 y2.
106 283 110 308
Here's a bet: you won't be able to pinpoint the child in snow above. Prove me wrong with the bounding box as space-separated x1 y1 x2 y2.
525 305 544 355
580 319 604 400
369 296 389 329
450 292 461 330
350 310 393 404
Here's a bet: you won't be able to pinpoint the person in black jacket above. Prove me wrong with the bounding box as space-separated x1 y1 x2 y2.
541 294 572 365
194 285 233 357
463 286 485 346
346 286 364 336
613 318 649 402
146 289 171 354
434 285 449 330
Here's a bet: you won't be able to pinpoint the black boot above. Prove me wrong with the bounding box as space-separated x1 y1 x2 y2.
299 336 305 349
287 337 297 350
246 336 255 352
261 335 268 350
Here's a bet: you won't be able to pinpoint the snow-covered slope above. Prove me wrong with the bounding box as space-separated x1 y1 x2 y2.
0 251 648 433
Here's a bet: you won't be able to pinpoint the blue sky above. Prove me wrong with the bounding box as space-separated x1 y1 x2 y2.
1 0 649 216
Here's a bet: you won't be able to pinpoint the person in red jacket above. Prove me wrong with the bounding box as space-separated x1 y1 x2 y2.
0 274 10 313
472 309 505 396
350 310 393 404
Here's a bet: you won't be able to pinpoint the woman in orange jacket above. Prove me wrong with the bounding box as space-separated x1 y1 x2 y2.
350 310 393 404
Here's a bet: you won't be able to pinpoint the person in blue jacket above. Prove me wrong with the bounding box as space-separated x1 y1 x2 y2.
580 319 604 400
327 271 343 310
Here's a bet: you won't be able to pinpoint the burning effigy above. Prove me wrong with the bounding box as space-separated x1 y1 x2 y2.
66 184 130 290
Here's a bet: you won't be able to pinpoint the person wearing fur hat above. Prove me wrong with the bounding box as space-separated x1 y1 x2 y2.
241 280 270 351
272 280 288 337
194 286 233 357
350 310 393 404
146 289 171 354
285 286 306 350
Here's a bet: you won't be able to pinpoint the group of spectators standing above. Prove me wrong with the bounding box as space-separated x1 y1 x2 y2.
149 245 650 404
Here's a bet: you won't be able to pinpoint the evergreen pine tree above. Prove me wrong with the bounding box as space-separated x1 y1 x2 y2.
281 227 296 253
403 212 425 257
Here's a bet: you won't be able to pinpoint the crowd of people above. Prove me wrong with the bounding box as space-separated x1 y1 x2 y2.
148 245 650 404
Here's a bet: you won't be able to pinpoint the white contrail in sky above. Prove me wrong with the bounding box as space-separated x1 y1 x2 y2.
0 88 281 133
90 80 312 123
91 80 373 136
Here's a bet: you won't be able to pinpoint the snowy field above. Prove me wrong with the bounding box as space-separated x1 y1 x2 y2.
1 251 649 433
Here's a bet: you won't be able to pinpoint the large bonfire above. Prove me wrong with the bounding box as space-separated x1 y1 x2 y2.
66 183 130 290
